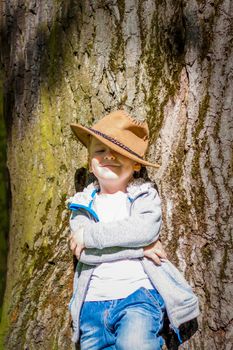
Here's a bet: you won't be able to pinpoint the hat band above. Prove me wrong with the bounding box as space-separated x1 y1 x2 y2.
87 127 144 160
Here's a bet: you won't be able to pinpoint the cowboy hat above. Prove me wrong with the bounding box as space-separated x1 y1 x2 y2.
70 110 160 168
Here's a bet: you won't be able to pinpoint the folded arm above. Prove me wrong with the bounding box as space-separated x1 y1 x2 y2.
70 188 162 250
80 246 144 265
85 189 161 249
69 212 144 264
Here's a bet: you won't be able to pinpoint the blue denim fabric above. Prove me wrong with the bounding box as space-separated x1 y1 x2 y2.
79 287 165 350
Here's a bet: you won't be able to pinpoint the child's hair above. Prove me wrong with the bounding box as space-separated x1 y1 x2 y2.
87 135 93 152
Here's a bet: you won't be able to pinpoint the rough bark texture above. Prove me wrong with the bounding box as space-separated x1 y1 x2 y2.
0 0 232 349
0 67 8 323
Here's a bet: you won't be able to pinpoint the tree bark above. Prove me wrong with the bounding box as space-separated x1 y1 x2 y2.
0 0 232 349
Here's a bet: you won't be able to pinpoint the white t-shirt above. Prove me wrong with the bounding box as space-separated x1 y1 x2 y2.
85 190 153 301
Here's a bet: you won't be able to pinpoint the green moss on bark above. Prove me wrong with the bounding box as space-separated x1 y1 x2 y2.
201 243 213 263
219 246 228 280
117 0 125 21
191 94 210 232
166 129 192 262
0 71 9 349
109 27 125 74
143 9 185 143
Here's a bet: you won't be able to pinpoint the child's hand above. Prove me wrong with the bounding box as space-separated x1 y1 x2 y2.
68 228 85 260
143 240 167 265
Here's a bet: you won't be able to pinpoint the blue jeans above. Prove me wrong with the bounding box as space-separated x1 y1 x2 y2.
80 287 165 350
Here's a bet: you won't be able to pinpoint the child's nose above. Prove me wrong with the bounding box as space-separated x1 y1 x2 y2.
104 149 116 160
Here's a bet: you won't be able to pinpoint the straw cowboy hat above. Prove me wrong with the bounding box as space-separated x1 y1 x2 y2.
70 110 160 168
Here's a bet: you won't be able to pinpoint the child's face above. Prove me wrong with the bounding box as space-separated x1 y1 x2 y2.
89 137 137 189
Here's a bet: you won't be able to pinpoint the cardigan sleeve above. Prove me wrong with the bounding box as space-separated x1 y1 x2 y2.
71 187 162 250
79 247 144 265
69 211 144 265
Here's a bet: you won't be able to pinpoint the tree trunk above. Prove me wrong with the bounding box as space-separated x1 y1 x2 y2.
0 1 232 349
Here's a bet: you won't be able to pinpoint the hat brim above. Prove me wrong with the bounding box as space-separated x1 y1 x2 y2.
70 123 160 168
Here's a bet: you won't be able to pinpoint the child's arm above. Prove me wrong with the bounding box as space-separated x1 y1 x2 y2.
80 246 144 264
79 241 166 265
71 187 161 250
69 194 166 265
69 227 166 266
68 210 145 264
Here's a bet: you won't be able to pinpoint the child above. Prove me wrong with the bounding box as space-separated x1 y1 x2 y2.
67 110 199 349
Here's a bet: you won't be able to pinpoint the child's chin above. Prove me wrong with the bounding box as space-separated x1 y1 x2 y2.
97 168 119 178
101 173 119 180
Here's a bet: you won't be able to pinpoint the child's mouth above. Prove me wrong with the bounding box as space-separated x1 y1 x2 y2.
100 163 120 167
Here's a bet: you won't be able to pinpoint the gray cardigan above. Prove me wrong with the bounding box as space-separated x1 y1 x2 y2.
67 178 199 343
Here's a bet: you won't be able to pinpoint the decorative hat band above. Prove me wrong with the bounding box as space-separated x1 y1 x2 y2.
87 127 144 160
